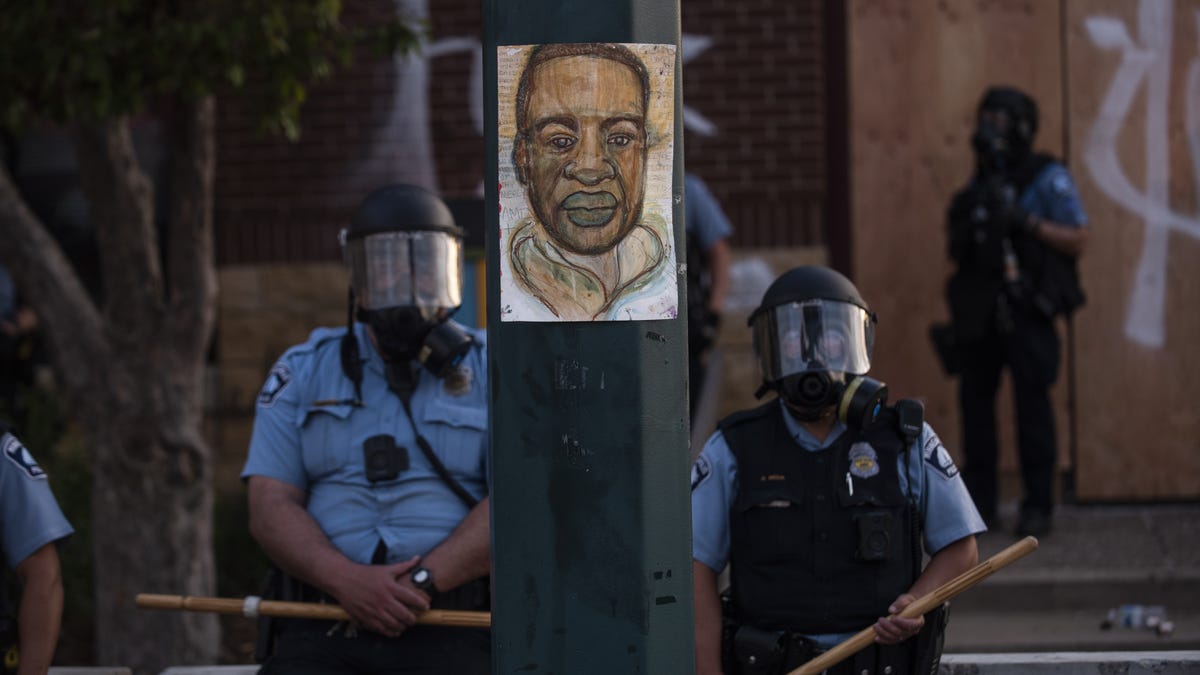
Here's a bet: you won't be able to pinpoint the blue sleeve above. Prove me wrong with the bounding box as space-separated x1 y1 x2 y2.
691 430 738 573
1 432 73 569
241 352 311 490
1028 164 1088 227
907 424 986 554
684 174 734 251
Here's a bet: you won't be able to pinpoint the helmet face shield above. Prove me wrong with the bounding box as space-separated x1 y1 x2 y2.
343 230 464 313
753 299 874 382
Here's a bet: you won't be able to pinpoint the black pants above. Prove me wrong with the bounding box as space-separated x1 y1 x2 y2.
259 619 490 675
958 314 1060 522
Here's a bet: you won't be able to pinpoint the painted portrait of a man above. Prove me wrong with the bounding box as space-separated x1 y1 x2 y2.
498 42 677 322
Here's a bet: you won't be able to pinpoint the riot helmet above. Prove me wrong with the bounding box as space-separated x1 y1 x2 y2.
972 86 1038 174
749 266 887 428
340 184 471 377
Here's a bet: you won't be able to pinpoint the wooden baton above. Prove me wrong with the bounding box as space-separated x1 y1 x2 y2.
787 535 1038 675
135 593 491 628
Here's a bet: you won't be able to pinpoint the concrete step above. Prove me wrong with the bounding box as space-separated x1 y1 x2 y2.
951 575 1200 613
951 504 1200 615
944 607 1200 654
932 503 1200 655
939 651 1200 675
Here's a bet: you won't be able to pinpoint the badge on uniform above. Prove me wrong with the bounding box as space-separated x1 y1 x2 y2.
443 364 473 397
3 434 46 480
259 362 292 408
848 442 879 479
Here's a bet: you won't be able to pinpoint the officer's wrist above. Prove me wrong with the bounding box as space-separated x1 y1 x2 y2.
410 565 438 594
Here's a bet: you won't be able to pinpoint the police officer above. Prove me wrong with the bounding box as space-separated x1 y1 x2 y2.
691 266 984 675
945 86 1089 538
685 173 734 426
243 184 490 674
1 422 73 675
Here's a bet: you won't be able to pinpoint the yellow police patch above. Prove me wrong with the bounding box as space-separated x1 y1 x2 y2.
848 442 880 479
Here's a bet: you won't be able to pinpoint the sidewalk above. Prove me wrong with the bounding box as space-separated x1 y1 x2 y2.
944 501 1200 653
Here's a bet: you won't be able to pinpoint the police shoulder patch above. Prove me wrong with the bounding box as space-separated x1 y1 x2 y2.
258 362 292 408
848 442 880 479
923 433 959 480
690 455 712 491
1050 170 1074 196
3 433 46 480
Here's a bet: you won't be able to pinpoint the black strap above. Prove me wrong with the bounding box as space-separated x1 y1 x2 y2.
893 399 926 582
383 363 478 509
398 396 479 510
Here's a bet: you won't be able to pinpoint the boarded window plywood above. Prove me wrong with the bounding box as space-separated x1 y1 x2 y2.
847 0 1068 495
1066 0 1200 500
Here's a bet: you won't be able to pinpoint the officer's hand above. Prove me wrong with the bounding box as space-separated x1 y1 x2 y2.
872 593 925 644
333 556 430 638
998 201 1039 238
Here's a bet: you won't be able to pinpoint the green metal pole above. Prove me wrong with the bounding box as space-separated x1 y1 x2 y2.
483 1 692 673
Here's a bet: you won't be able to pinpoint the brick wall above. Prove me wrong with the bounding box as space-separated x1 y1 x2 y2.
681 0 829 247
213 0 833 263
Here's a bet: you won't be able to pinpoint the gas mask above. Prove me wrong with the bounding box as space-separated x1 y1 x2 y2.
752 298 888 430
355 306 472 377
971 114 1014 175
777 370 887 429
341 226 471 378
972 87 1037 177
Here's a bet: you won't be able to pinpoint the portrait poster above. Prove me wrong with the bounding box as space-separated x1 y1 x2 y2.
497 42 677 322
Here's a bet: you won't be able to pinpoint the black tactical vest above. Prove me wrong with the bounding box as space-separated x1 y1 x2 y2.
721 401 917 634
947 153 1085 341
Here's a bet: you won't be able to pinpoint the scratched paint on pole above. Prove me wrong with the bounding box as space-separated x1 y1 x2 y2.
497 43 677 322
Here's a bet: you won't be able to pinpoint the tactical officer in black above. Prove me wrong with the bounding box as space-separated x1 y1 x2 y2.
939 87 1089 538
692 266 984 675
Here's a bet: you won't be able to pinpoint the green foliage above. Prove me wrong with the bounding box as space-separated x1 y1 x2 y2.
0 0 422 139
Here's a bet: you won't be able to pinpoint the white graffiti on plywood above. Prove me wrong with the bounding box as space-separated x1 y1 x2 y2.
1084 0 1200 348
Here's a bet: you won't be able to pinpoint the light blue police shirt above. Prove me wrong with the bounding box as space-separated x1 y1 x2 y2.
685 173 735 251
1 430 74 569
242 321 488 565
690 400 986 648
1020 162 1088 227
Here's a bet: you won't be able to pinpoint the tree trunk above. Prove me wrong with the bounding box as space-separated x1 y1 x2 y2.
71 102 220 675
91 414 218 675
0 101 224 674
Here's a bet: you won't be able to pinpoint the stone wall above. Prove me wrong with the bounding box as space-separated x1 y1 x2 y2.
207 263 346 490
